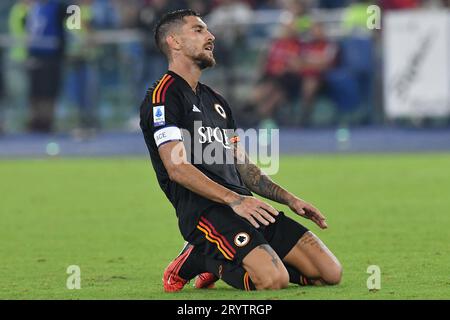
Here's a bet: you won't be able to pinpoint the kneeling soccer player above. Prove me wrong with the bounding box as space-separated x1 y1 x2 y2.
139 9 342 291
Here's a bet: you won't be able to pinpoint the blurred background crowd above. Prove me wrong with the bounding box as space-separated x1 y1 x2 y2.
0 0 449 138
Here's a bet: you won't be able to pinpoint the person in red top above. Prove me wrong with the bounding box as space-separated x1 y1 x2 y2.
247 19 303 125
296 22 337 126
247 20 336 127
378 0 420 10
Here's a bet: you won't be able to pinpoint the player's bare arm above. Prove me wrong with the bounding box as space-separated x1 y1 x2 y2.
233 143 327 229
158 140 279 228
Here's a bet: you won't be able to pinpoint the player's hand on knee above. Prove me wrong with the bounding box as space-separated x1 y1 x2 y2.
288 197 328 229
228 195 279 228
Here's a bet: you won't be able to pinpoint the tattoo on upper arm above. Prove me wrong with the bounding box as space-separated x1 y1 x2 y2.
258 244 280 268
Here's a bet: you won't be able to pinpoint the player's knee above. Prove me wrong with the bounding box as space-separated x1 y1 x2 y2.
254 269 289 290
322 263 343 285
277 268 289 289
252 272 276 290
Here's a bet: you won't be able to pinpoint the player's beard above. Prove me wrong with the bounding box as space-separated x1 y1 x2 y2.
193 51 216 70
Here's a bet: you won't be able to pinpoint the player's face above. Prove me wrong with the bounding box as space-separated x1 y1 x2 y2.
179 16 216 69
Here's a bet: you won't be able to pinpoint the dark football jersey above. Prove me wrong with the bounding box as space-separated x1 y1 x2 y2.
140 70 251 238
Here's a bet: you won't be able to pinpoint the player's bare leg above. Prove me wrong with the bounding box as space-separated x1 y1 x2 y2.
196 244 290 291
241 244 289 290
168 242 289 291
283 231 342 286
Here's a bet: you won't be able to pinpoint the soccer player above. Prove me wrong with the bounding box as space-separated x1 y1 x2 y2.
140 9 342 291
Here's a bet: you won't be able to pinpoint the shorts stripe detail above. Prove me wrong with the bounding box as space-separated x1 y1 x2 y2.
243 272 250 291
200 217 236 254
161 78 175 103
197 221 235 259
152 74 169 104
197 224 234 261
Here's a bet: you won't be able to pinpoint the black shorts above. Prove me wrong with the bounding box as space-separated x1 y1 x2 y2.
186 204 309 265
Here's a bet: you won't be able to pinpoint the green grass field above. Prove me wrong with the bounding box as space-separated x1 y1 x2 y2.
0 154 449 299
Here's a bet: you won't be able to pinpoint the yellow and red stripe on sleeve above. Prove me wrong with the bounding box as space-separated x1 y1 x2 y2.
152 74 175 104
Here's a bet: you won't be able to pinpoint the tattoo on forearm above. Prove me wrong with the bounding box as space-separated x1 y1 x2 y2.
258 244 280 268
233 145 290 204
238 161 286 203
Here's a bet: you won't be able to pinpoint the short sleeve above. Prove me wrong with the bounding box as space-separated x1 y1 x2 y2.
146 84 184 148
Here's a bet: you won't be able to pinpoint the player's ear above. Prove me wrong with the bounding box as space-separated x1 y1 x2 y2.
166 34 181 52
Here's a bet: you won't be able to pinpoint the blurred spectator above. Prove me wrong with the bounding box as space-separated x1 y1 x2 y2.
137 0 188 92
247 0 280 10
206 0 253 98
186 0 213 15
242 19 302 128
26 0 67 133
207 0 252 49
342 0 373 33
297 22 337 126
1 0 435 133
66 0 99 138
244 16 336 128
113 0 141 28
8 0 30 63
7 0 30 131
378 0 420 10
326 0 375 124
318 0 349 8
91 0 120 29
283 0 313 34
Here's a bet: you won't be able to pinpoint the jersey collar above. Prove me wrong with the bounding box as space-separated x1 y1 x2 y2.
167 70 201 95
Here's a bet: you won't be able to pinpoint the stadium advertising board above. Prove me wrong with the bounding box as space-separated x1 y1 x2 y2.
383 10 450 118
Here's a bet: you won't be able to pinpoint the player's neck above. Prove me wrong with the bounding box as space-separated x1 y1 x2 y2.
168 59 201 93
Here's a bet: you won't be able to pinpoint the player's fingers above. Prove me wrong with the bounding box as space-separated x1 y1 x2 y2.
311 215 328 229
315 220 327 229
255 208 276 224
245 214 260 228
307 205 326 220
259 202 279 217
312 212 327 227
251 211 271 226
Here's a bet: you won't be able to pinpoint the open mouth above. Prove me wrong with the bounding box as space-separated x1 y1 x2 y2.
204 44 214 52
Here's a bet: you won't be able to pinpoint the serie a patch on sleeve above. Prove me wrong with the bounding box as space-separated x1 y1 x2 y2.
153 105 165 127
154 126 183 147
